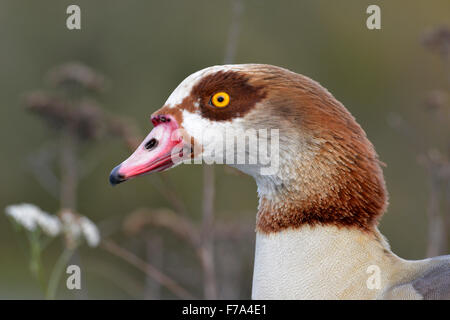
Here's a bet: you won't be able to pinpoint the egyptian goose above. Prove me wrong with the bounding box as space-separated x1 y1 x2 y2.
110 64 450 299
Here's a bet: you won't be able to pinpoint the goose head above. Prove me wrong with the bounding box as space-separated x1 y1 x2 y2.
110 64 387 232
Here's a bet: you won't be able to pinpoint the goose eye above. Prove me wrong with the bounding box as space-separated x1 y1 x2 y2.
211 92 230 108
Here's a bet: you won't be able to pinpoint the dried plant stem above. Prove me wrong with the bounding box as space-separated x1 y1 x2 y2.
199 0 244 299
420 26 450 256
101 239 194 299
224 0 244 65
144 234 163 299
28 231 46 292
156 174 190 216
426 175 443 257
201 165 217 299
424 157 449 257
88 261 144 299
52 130 81 299
389 116 449 257
125 208 199 247
60 132 78 210
27 143 60 198
46 247 75 300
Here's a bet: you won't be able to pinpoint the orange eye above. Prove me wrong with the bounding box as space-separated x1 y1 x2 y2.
211 92 230 108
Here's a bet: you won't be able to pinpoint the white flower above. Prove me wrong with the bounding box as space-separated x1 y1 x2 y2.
5 203 37 231
61 210 100 247
6 205 100 247
61 209 82 241
35 212 61 236
80 217 100 247
5 203 61 236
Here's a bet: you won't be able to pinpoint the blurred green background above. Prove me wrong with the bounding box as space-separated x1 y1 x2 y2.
0 0 449 299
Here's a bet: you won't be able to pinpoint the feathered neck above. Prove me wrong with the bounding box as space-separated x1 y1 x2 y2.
247 71 388 234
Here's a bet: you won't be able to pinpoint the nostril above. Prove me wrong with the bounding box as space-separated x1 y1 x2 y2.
151 116 159 126
151 115 172 125
145 138 158 150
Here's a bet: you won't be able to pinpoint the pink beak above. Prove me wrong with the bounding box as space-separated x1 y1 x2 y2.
109 115 184 185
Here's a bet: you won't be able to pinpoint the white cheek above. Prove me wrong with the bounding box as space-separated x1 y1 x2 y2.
181 110 242 156
182 110 222 148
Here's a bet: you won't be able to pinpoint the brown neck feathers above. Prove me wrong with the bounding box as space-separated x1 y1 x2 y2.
252 67 388 234
256 144 387 233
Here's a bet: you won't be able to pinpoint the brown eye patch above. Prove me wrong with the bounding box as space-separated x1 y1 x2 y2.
191 70 266 121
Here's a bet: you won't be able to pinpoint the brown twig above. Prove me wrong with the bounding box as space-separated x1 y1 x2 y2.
60 131 78 210
199 0 245 299
122 206 254 298
46 61 107 92
224 0 244 65
200 165 217 299
151 174 191 217
421 26 450 257
24 62 111 298
100 239 194 299
26 142 60 198
389 27 450 257
419 151 450 256
124 208 199 248
144 234 164 299
88 261 144 299
123 208 254 242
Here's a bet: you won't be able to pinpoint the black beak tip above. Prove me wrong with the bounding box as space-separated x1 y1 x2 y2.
109 165 126 186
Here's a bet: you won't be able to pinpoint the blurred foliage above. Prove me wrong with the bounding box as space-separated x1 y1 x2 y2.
0 0 449 298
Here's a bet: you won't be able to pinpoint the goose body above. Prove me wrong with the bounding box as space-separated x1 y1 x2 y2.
253 226 448 299
110 64 450 299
